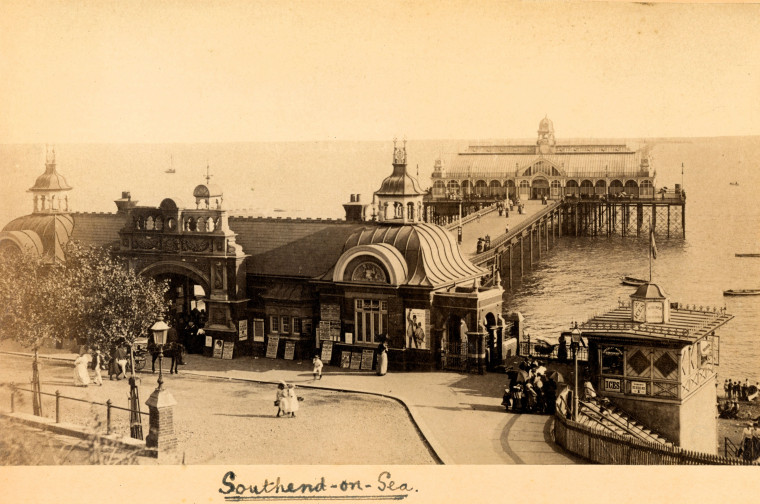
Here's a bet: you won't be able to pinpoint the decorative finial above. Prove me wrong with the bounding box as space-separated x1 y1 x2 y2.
205 163 213 185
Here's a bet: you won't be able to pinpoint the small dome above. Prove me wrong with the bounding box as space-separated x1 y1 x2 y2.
538 116 554 132
193 184 223 199
29 161 72 192
630 282 667 299
375 165 425 197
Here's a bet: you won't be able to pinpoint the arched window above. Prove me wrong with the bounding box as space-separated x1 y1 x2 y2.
186 217 196 232
580 180 594 196
146 216 155 230
609 180 624 195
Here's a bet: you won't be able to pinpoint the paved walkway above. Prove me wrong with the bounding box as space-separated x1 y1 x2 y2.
458 200 547 258
1 349 582 465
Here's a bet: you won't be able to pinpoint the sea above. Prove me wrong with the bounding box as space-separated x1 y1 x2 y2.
1 137 759 384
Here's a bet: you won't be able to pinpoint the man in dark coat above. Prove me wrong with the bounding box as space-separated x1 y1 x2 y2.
167 325 180 374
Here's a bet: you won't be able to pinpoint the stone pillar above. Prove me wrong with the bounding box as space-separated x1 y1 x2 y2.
145 388 178 456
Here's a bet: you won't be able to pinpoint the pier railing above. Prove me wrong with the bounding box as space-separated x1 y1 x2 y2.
519 340 588 362
553 389 757 465
444 204 497 231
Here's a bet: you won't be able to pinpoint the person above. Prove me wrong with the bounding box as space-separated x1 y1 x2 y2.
476 238 483 254
485 235 490 250
312 353 323 380
275 381 288 418
376 337 388 376
286 383 299 418
742 379 749 401
557 333 568 363
724 379 730 398
111 342 128 380
407 313 418 348
74 351 91 387
413 322 426 350
148 330 160 373
167 324 180 374
727 379 734 399
91 349 103 386
740 421 758 461
733 380 741 400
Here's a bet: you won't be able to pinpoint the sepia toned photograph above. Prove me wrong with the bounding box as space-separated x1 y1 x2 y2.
1 1 759 502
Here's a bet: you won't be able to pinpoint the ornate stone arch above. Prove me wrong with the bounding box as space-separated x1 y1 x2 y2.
139 260 211 292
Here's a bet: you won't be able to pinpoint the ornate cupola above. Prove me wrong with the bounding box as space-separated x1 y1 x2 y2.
28 149 73 214
630 282 670 324
536 115 556 155
374 138 425 224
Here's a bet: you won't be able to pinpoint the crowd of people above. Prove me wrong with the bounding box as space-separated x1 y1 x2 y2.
723 378 758 402
501 359 559 415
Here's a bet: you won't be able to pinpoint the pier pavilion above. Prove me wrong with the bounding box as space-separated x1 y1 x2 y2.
1 144 515 373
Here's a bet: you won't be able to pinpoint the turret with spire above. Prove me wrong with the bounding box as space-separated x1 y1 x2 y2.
28 148 73 214
373 138 426 224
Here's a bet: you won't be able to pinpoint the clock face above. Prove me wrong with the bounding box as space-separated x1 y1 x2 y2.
633 300 645 322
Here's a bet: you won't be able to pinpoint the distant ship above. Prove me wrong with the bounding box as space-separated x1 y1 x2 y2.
729 181 739 186
165 155 176 174
165 168 176 174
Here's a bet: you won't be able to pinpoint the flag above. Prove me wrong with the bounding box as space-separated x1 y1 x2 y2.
650 228 658 260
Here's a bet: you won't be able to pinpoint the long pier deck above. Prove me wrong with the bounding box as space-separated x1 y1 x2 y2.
442 195 686 289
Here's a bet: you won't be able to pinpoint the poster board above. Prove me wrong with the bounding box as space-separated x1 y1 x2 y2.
253 319 265 342
321 340 334 363
284 341 295 360
320 303 340 321
222 341 234 359
350 351 362 370
205 335 212 347
238 319 248 341
361 349 374 370
266 335 279 359
212 339 223 358
340 351 351 369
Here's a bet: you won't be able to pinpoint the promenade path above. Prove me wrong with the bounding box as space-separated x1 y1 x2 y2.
457 200 547 259
0 349 582 465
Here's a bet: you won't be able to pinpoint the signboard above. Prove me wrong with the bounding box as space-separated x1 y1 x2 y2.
604 378 622 393
284 342 295 360
632 300 646 323
631 381 647 395
222 341 234 360
266 336 279 359
405 308 430 350
345 332 353 345
238 319 248 341
321 341 334 364
212 339 223 358
320 303 340 321
340 351 351 369
361 349 375 370
350 351 362 370
205 335 212 347
646 301 664 323
253 319 265 342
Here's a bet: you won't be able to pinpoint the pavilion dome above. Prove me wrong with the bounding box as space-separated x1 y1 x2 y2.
538 116 554 133
0 213 74 262
29 161 72 192
375 165 425 197
337 223 484 288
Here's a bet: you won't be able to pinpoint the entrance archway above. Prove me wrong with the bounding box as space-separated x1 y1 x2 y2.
443 314 468 371
531 178 549 199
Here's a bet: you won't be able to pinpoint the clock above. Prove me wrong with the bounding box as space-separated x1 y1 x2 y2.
632 300 645 322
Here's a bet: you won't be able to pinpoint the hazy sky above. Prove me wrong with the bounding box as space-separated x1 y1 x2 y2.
1 0 759 143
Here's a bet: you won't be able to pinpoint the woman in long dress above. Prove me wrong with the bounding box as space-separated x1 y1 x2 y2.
74 351 91 387
376 338 388 376
275 381 288 417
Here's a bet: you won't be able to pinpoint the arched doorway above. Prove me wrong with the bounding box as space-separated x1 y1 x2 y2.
518 180 530 200
595 179 607 197
580 180 594 197
489 180 504 198
551 180 562 200
485 312 499 370
140 262 210 354
474 180 488 197
531 178 549 199
565 180 579 197
625 180 640 197
443 314 468 371
609 180 623 196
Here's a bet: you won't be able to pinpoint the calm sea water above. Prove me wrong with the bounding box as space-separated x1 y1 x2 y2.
1 137 759 383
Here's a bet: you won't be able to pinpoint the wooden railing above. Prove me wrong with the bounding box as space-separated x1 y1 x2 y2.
553 389 757 465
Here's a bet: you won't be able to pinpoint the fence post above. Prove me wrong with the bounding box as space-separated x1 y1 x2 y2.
106 399 112 435
55 390 60 423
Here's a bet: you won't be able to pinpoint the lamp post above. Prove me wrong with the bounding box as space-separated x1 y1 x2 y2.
150 320 169 391
571 323 582 421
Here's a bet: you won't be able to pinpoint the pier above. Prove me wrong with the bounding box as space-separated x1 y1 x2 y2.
441 194 686 289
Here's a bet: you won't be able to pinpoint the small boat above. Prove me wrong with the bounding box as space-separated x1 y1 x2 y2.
621 276 648 286
165 168 176 174
723 289 760 296
729 181 739 186
735 253 760 257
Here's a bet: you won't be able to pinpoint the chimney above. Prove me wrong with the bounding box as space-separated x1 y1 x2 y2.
343 194 367 222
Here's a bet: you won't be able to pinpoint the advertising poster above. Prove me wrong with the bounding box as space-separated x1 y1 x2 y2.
238 319 248 341
405 308 429 350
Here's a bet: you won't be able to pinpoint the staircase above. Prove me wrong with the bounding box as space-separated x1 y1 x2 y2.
576 400 673 446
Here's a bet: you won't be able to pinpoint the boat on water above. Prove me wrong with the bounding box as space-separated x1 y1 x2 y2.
165 168 176 174
723 289 760 296
621 276 648 286
729 181 739 186
735 253 760 257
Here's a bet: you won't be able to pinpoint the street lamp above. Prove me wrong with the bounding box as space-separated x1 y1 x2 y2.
150 320 170 391
570 323 582 421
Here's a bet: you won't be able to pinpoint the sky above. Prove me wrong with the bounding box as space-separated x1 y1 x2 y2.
1 0 759 143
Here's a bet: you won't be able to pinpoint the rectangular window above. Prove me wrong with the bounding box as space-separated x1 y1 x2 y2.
281 316 290 334
253 319 265 342
302 319 312 337
292 317 302 335
270 315 279 333
353 298 387 345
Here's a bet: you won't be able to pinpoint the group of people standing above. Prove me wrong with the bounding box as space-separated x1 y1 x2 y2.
502 359 558 415
73 339 131 387
724 378 758 402
275 381 300 418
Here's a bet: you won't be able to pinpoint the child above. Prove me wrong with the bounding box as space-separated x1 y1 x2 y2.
312 354 323 380
275 381 287 417
287 383 299 418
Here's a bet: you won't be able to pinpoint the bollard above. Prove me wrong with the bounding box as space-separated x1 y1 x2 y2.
106 399 112 435
55 390 60 423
